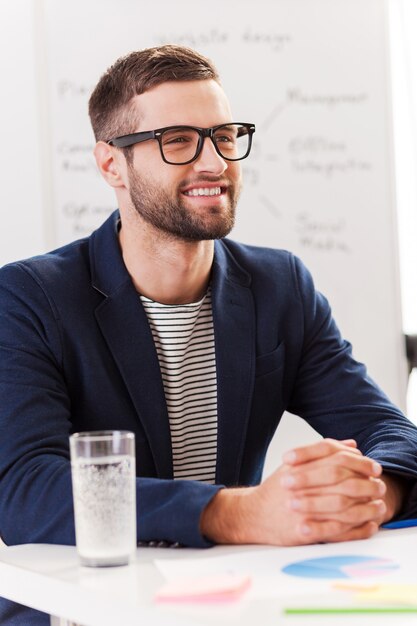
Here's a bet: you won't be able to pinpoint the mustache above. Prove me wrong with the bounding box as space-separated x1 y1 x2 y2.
179 175 230 188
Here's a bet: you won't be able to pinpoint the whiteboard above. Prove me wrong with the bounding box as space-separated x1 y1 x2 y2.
38 0 407 468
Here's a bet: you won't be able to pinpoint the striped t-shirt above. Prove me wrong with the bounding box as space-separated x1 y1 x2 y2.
140 288 217 483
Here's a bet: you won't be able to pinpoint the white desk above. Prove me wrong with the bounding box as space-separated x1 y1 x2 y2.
0 528 417 626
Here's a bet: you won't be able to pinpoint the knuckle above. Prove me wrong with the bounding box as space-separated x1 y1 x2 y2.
343 522 377 542
321 439 334 455
353 501 383 523
337 450 359 467
362 522 379 538
368 482 381 498
375 478 386 496
329 465 345 481
336 450 349 462
345 502 372 524
374 499 386 516
341 478 357 495
326 520 345 536
316 519 345 538
343 507 358 523
363 458 376 473
300 498 314 513
344 477 371 496
336 494 350 510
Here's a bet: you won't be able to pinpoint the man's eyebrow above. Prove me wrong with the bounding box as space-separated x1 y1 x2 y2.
215 124 236 131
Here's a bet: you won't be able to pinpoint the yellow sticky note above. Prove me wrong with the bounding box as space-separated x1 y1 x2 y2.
335 582 417 606
355 584 417 605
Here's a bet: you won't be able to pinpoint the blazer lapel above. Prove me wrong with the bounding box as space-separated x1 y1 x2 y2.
212 241 256 486
89 212 173 478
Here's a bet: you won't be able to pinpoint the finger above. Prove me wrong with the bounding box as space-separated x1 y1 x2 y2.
306 499 386 525
332 476 386 499
282 438 361 466
291 476 386 502
288 492 356 514
339 439 359 449
296 516 381 543
325 521 379 543
281 456 382 491
288 490 386 520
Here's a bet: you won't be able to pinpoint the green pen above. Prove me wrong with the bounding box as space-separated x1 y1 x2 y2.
284 607 417 615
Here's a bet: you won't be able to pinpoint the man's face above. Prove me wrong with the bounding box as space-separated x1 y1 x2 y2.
124 80 242 241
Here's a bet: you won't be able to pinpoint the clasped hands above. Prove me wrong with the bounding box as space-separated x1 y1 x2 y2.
201 438 396 546
262 438 387 544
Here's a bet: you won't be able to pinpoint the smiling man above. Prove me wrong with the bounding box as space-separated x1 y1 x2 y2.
1 45 417 625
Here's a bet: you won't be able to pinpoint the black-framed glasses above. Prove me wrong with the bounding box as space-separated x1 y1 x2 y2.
107 122 256 165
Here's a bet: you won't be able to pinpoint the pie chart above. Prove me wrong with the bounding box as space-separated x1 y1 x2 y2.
282 555 398 579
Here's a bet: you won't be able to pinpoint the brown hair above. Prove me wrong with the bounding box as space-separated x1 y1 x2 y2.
88 44 220 144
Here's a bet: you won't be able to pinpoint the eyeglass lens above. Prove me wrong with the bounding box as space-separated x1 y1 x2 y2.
160 124 251 164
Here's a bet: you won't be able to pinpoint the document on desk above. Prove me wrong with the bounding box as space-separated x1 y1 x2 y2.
154 529 417 609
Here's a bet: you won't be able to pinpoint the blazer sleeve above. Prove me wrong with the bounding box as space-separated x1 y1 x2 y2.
287 255 417 518
0 263 220 548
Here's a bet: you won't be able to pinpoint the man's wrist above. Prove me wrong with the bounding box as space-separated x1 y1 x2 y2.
199 486 256 544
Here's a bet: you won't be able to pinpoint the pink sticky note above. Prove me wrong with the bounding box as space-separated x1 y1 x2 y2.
155 573 251 603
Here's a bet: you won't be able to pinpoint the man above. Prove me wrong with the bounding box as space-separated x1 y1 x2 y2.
1 45 417 623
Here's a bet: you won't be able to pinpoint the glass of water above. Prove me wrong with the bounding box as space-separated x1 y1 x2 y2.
70 430 136 567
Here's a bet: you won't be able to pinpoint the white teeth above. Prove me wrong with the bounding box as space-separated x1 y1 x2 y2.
184 187 221 197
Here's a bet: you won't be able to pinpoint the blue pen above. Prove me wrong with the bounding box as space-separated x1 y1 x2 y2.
381 518 417 529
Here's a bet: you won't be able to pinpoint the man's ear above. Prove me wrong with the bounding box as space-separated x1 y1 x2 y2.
93 141 126 188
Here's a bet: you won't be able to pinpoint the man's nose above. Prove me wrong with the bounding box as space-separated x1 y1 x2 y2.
192 137 227 175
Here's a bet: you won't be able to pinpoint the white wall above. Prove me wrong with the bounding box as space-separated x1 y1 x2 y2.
0 0 45 266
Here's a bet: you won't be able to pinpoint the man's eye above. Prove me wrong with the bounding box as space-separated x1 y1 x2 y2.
165 136 188 144
215 134 235 144
163 133 194 146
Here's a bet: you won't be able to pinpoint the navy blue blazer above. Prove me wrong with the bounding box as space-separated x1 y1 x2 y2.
2 210 417 624
1 210 417 552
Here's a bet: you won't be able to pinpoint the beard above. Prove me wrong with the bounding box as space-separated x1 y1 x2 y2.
127 165 240 241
